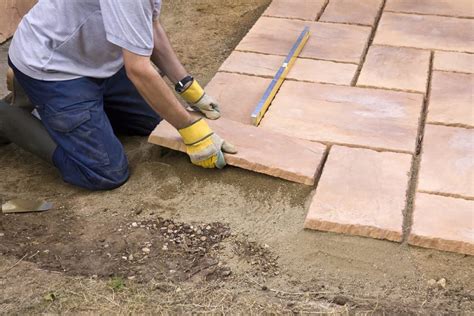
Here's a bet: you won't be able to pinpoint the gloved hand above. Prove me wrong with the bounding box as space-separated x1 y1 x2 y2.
179 79 221 120
178 118 237 169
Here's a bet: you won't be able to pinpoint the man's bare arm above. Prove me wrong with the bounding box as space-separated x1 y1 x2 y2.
122 49 193 129
151 21 187 84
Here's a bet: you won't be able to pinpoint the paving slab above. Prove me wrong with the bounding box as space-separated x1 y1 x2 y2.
263 0 326 21
428 71 474 127
220 51 357 85
385 0 474 18
433 51 474 74
304 146 412 242
236 17 371 63
409 193 474 256
204 72 271 125
0 0 36 43
418 125 474 198
357 46 430 93
320 0 383 26
374 12 474 53
148 117 326 185
260 81 423 153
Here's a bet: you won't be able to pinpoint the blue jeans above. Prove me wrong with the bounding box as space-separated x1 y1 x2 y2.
9 60 162 190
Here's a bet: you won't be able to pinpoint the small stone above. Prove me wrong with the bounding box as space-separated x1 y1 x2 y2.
206 225 212 230
0 233 4 237
128 276 136 280
162 245 168 251
200 236 207 242
437 278 447 289
142 247 150 254
122 256 128 260
170 270 176 274
128 254 134 261
131 222 138 228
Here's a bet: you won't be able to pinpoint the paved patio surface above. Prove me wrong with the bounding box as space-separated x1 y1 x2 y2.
150 0 473 255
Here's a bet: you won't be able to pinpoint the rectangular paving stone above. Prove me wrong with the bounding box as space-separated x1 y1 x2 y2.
260 81 424 153
374 12 474 52
428 71 474 127
263 0 326 21
418 125 474 198
357 46 430 93
148 117 327 185
204 72 271 125
304 146 412 242
320 0 383 26
0 0 36 43
433 51 474 74
385 0 474 18
220 51 357 85
409 193 474 256
236 17 371 63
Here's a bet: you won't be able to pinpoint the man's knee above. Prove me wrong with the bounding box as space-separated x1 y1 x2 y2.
70 162 130 191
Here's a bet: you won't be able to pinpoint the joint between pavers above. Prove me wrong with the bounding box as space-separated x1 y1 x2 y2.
355 84 426 96
431 68 474 76
315 0 330 22
372 44 474 55
417 190 474 201
233 49 360 65
352 0 387 86
383 10 474 21
316 20 374 28
262 14 315 22
400 51 435 244
316 141 414 155
426 121 474 130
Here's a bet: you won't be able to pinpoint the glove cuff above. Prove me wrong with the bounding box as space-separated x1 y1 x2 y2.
178 118 213 146
180 79 204 104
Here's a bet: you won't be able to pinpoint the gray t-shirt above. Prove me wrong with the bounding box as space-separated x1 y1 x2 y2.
9 0 162 81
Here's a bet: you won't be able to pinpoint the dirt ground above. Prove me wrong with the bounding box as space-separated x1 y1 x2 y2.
1 1 473 314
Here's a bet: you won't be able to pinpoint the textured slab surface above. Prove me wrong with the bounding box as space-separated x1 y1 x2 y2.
320 0 383 26
433 51 474 74
428 71 474 127
385 0 474 18
260 81 423 153
304 146 412 242
220 51 357 85
205 72 271 125
263 0 326 21
374 12 474 52
148 118 326 185
409 193 474 256
0 0 36 43
358 46 430 93
418 125 474 198
236 17 371 63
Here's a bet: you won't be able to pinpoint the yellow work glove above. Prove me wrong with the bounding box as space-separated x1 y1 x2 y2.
178 118 237 169
179 79 221 120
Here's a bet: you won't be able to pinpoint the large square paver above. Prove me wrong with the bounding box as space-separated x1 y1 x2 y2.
304 146 412 242
236 17 371 63
418 125 474 198
148 117 327 185
409 193 474 255
357 46 430 93
434 51 474 74
428 71 474 127
320 0 383 26
374 12 474 52
220 51 357 85
204 72 271 125
259 81 424 153
263 0 326 21
385 0 474 18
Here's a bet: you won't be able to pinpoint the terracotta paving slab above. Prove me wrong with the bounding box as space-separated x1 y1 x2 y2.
409 193 474 256
357 46 430 93
320 0 383 26
148 117 326 185
418 125 474 198
374 12 474 53
0 0 36 43
385 0 474 18
433 51 474 74
304 146 412 242
236 17 371 63
263 0 326 21
260 81 423 153
220 51 357 85
204 72 271 125
428 71 474 127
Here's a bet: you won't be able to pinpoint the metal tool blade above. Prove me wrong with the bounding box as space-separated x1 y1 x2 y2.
2 199 53 214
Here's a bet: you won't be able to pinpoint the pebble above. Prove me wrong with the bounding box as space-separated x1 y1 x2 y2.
131 222 138 228
200 236 207 241
437 278 447 289
162 245 168 251
142 247 151 254
122 256 128 260
0 233 4 237
128 276 136 280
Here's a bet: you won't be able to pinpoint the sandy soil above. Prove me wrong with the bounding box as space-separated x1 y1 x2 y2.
1 1 473 314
